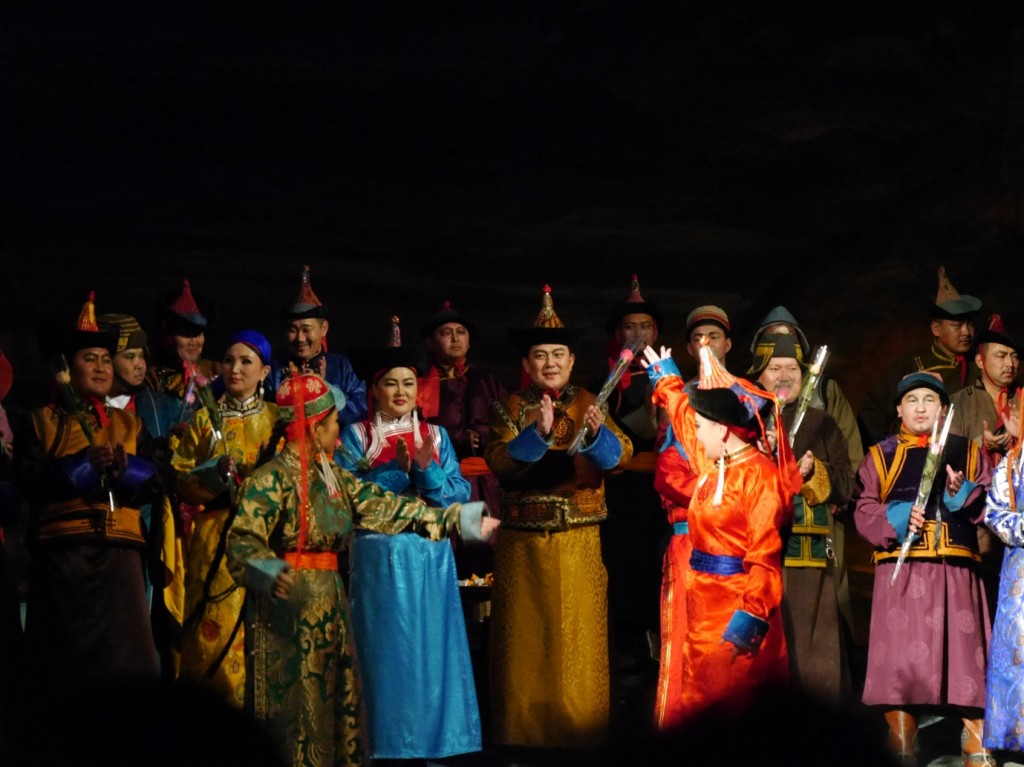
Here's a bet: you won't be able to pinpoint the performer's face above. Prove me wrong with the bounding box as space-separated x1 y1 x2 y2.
314 408 340 452
617 313 658 353
976 342 1019 389
171 332 205 364
931 318 974 355
687 324 731 363
757 357 803 405
222 343 271 400
287 319 328 361
523 344 574 391
897 388 944 435
112 348 147 390
429 322 470 366
694 412 727 459
71 347 114 399
373 367 418 417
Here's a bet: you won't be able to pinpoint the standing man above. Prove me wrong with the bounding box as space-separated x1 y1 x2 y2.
860 266 983 445
751 333 852 700
265 265 367 426
853 372 993 766
684 304 732 369
950 314 1021 615
590 276 666 683
485 285 632 757
420 300 505 577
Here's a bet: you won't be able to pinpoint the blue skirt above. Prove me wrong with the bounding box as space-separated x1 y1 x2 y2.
350 530 482 759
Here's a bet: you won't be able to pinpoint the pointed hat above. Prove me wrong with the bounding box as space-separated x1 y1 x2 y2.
930 266 982 319
507 285 585 354
285 265 328 320
604 274 664 334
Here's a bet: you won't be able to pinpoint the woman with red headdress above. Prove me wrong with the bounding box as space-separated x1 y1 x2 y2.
641 341 800 721
335 317 489 762
228 370 487 767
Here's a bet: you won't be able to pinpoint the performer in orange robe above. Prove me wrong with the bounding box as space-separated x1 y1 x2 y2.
643 342 799 720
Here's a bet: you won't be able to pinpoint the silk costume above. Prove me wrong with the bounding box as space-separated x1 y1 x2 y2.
267 353 367 427
171 392 278 707
485 383 632 747
336 413 482 760
647 366 790 720
229 446 465 767
852 429 992 708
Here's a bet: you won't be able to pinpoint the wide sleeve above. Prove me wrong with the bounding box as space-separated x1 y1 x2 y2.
171 408 226 506
336 356 368 426
579 406 632 470
738 464 787 621
226 469 289 598
985 455 1024 547
647 362 708 475
341 465 460 541
410 426 471 506
945 439 992 523
852 452 903 549
654 423 697 509
485 397 550 481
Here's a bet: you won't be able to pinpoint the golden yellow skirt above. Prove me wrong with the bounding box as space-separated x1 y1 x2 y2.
489 524 609 748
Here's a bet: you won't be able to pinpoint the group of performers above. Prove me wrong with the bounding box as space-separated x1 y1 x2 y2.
0 263 1023 767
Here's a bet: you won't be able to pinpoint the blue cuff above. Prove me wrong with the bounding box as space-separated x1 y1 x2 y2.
244 557 290 599
410 460 445 492
645 356 681 385
722 609 770 652
114 455 156 494
59 450 103 496
192 456 228 495
943 479 976 512
507 424 553 463
459 500 490 543
579 424 623 470
886 500 913 544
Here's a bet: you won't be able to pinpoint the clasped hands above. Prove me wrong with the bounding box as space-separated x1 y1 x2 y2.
534 394 603 439
395 433 436 473
86 443 128 475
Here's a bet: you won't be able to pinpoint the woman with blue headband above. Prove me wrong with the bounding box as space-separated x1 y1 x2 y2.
170 330 279 707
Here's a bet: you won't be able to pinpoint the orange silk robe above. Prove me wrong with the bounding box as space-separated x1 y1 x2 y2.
652 375 791 720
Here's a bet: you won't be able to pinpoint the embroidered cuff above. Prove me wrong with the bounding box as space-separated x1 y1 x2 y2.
507 424 553 463
114 455 156 494
458 501 490 543
886 500 913 544
722 609 769 652
579 425 623 470
944 479 976 512
645 356 681 385
59 450 103 496
244 556 290 600
799 458 832 507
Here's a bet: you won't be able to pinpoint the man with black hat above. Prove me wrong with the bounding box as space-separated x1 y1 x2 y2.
589 276 667 690
853 371 994 766
485 285 632 755
265 265 367 426
147 279 221 418
751 332 853 701
859 267 983 445
950 314 1021 618
14 292 160 702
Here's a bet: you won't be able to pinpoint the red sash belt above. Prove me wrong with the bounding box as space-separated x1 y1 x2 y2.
284 551 338 570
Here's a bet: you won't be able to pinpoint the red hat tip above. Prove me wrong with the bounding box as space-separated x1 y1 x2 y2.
543 284 551 293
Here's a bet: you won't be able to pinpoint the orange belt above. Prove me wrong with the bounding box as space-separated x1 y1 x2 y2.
284 551 338 570
459 456 492 477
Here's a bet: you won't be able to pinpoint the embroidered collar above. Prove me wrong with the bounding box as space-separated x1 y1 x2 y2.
897 426 932 448
376 411 418 435
222 392 264 418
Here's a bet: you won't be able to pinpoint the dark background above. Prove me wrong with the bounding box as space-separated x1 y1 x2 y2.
5 2 1024 405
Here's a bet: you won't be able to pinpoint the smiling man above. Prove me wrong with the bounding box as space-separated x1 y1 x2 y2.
485 285 632 758
264 265 367 426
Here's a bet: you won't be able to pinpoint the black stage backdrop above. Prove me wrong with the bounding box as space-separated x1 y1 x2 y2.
4 3 1024 409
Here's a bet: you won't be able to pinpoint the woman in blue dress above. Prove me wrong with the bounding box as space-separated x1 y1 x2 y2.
337 322 485 761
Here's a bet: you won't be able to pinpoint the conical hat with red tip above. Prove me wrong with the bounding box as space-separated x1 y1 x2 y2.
604 274 664 334
975 313 1020 354
284 264 328 320
47 290 119 360
160 278 217 336
349 315 428 384
419 300 477 338
507 284 585 354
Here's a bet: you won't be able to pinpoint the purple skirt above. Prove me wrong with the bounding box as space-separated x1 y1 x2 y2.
862 559 990 708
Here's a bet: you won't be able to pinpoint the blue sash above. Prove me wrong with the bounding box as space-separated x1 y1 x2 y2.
690 548 744 575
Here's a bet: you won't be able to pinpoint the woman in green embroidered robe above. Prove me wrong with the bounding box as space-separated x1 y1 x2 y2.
227 372 487 767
